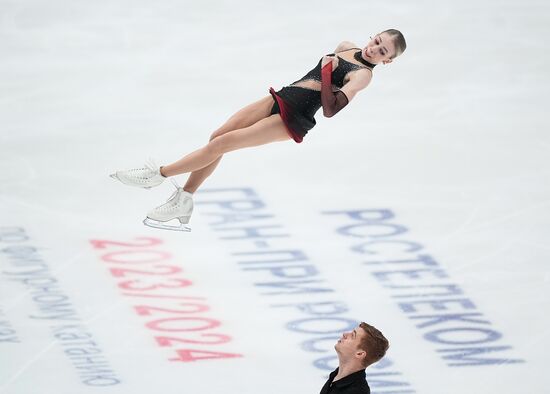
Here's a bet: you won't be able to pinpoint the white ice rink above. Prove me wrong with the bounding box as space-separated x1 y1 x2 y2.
1 1 549 393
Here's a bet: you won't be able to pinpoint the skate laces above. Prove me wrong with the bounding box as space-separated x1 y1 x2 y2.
145 158 158 173
164 189 180 205
158 178 185 212
137 158 160 178
124 158 158 178
169 177 180 189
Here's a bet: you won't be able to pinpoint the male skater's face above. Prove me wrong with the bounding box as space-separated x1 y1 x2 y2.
335 326 367 358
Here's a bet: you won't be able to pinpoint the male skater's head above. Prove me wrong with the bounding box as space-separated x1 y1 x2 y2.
335 322 389 369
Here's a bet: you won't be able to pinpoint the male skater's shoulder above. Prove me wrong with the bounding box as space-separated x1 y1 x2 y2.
319 368 370 394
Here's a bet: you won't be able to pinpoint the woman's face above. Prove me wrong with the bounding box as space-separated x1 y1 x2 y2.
363 32 396 64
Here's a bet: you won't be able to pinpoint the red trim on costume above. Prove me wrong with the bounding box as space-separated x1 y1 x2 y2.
321 62 348 117
321 62 333 86
269 87 303 143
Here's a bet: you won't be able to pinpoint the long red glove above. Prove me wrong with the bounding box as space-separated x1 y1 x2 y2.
321 61 349 118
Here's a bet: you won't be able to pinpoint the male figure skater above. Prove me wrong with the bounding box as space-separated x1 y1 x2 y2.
320 322 389 394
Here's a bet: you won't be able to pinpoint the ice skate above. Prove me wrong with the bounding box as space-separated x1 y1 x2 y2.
143 184 193 232
110 159 166 189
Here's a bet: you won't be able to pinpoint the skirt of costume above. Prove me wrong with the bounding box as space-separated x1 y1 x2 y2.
269 86 319 143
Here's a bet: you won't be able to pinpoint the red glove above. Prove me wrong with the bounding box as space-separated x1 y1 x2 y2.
321 61 349 118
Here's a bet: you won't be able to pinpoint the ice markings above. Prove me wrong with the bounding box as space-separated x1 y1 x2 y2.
198 188 416 393
324 209 525 367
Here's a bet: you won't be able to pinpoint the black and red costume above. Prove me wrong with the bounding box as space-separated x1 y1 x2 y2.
270 48 375 143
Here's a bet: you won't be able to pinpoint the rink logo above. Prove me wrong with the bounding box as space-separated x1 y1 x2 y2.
323 210 525 367
89 237 242 363
0 227 121 387
197 188 417 393
0 311 20 344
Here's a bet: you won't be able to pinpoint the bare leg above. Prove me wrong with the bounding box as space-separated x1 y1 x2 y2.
182 156 222 193
161 96 286 192
182 97 274 192
161 115 290 179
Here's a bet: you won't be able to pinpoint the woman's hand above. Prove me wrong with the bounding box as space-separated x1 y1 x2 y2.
321 55 339 70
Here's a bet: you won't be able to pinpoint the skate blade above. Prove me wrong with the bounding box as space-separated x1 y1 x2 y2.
143 218 191 232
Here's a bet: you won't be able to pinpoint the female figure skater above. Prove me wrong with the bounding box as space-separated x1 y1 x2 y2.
111 29 406 231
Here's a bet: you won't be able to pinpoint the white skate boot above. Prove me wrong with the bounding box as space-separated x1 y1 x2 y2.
110 159 166 189
143 185 193 232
